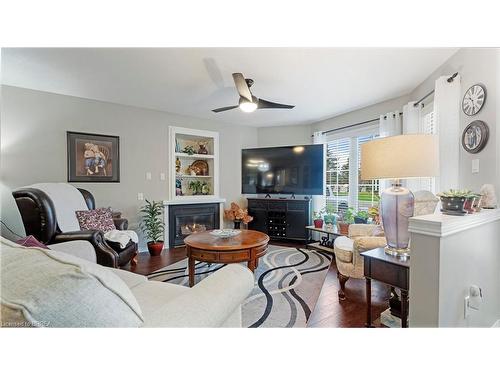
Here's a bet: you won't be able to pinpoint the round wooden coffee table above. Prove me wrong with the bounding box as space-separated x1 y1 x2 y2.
184 229 269 287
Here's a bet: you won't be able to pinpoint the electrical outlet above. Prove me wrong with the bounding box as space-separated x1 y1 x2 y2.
146 172 152 180
464 296 470 318
160 173 166 181
137 193 144 201
472 159 479 174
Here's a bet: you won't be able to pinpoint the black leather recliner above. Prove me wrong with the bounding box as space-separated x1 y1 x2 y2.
13 187 138 268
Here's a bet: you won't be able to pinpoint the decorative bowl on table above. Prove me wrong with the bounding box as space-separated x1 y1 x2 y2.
210 229 241 238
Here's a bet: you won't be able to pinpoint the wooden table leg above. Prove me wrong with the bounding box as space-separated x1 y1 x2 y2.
247 258 256 272
188 256 195 287
365 277 373 327
401 289 408 328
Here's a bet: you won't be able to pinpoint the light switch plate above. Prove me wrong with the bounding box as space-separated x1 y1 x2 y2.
138 193 144 201
160 173 166 181
146 172 152 180
472 159 479 174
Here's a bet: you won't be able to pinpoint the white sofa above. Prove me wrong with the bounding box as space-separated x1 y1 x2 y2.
1 237 254 327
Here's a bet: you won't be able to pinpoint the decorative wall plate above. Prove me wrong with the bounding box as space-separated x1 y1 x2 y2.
461 120 489 154
189 160 209 176
462 84 486 116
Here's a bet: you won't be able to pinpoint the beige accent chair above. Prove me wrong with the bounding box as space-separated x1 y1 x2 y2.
334 224 386 300
333 190 439 300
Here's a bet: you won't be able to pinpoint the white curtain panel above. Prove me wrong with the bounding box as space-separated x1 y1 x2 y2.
312 131 326 217
433 75 461 193
403 101 428 193
378 111 402 190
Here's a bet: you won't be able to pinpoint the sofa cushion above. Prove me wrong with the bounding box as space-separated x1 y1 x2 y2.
75 207 116 232
110 268 148 289
0 237 143 327
333 236 354 263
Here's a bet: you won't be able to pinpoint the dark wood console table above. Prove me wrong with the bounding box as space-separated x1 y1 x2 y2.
361 248 410 328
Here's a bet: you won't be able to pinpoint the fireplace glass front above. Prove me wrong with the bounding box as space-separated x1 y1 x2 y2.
168 203 220 247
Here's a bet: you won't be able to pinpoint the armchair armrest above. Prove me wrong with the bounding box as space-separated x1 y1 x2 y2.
53 230 118 268
113 218 128 230
143 264 254 327
348 224 381 238
352 236 387 268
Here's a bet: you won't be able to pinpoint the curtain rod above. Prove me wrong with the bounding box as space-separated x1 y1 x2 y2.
313 72 458 137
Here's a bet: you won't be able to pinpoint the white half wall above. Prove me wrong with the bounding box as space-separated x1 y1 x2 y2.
1 86 258 249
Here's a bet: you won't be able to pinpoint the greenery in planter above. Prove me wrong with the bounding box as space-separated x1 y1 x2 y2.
437 189 476 198
354 210 369 222
323 204 337 224
188 180 202 195
338 207 355 224
313 208 325 220
139 200 164 243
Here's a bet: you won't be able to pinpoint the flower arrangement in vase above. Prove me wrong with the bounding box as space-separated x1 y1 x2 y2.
224 202 253 229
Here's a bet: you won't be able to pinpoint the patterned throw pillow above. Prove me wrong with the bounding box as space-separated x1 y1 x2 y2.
75 208 116 232
15 235 50 249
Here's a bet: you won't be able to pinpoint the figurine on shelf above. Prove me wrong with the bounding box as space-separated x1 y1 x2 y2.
480 184 498 209
198 141 209 155
175 178 183 196
175 157 181 173
182 145 196 155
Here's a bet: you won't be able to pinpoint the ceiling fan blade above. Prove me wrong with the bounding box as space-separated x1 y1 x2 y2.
212 105 239 113
232 73 253 102
257 98 295 109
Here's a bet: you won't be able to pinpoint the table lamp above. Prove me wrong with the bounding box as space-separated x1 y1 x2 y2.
361 134 439 256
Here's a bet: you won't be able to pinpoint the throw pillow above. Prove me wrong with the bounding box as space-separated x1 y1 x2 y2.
15 235 49 249
75 207 116 232
1 236 144 328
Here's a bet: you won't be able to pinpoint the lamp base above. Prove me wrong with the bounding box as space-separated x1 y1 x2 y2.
384 246 410 257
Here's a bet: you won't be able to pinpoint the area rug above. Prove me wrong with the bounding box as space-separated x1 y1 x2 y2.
147 245 332 328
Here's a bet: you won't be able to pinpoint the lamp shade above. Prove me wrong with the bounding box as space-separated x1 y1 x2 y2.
361 134 439 180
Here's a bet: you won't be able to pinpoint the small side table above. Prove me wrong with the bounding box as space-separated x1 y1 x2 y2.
305 225 341 252
361 248 410 328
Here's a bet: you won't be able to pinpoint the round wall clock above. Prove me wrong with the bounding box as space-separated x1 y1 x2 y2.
461 120 489 154
462 84 486 116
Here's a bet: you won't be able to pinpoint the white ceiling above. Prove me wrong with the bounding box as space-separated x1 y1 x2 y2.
1 48 457 127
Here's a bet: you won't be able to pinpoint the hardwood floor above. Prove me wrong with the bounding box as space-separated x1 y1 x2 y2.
124 241 390 328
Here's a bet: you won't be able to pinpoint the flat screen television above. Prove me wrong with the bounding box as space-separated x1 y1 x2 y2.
241 144 324 195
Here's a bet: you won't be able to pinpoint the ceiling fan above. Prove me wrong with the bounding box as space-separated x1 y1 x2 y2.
212 73 295 113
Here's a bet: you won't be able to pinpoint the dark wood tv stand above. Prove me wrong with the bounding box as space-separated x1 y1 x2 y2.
247 198 311 241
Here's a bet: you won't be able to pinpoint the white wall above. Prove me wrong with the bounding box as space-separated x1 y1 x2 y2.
0 86 258 249
409 48 498 192
257 123 312 147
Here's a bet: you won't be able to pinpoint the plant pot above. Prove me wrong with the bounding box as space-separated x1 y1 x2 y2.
147 241 164 256
313 219 324 228
338 222 350 235
323 214 336 225
463 197 476 214
440 196 466 213
234 220 242 229
354 217 368 224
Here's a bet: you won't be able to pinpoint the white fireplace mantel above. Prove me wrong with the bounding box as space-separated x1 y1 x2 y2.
163 198 226 206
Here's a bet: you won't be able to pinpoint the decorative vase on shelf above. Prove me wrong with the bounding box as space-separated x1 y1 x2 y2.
233 220 241 229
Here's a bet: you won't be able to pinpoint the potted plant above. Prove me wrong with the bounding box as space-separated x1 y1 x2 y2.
188 180 202 195
437 189 472 214
224 202 253 229
354 210 369 224
323 204 337 226
313 209 325 228
140 199 165 256
463 192 481 214
337 207 354 235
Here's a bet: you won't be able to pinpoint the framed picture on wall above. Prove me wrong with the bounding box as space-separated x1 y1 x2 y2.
67 131 120 182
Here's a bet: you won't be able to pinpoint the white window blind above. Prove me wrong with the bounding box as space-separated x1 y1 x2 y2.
325 138 350 212
419 106 436 193
325 132 379 213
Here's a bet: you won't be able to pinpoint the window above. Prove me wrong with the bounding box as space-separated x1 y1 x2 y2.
325 132 379 213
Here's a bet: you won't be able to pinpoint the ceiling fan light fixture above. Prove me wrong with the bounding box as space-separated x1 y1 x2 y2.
239 101 257 113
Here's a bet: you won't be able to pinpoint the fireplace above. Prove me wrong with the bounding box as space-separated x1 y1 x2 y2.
167 203 220 247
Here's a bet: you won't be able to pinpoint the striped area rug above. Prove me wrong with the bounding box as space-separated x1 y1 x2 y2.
147 245 331 328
